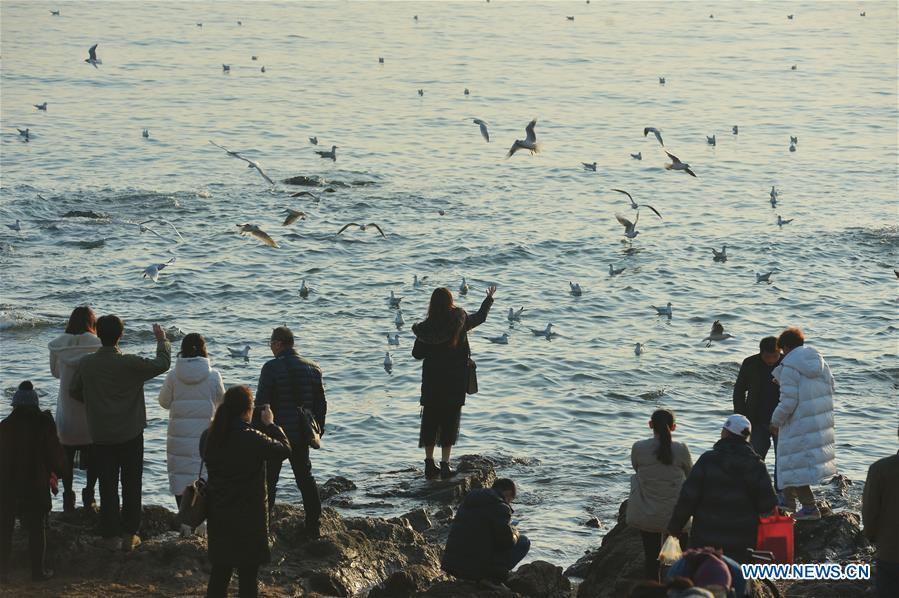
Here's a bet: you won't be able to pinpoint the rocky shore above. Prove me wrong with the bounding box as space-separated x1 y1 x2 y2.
0 458 872 597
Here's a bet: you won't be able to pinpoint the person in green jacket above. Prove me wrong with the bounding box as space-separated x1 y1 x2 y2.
70 316 171 552
862 424 899 598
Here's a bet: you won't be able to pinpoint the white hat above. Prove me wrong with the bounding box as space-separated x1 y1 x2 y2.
723 414 752 437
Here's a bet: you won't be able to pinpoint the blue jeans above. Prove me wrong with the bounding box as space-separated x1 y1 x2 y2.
876 559 899 598
495 535 530 573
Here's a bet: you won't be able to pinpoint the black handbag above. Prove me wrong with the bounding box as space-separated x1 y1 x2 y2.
467 358 478 394
176 459 208 528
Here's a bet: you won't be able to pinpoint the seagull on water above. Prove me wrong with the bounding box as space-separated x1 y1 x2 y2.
652 302 673 317
616 212 640 240
787 14 794 20
395 310 405 329
459 277 469 295
309 136 318 145
387 333 400 346
631 152 642 160
378 57 384 64
413 274 428 288
337 222 385 237
570 282 583 296
634 342 644 356
388 290 403 308
142 129 150 138
282 209 307 226
756 271 773 283
609 264 625 276
702 320 734 347
769 186 778 207
732 125 739 135
790 136 798 145
34 102 47 111
6 220 21 232
142 257 176 283
665 151 697 177
506 119 539 158
251 55 258 61
508 307 524 322
658 76 666 85
712 245 727 262
643 127 664 147
611 189 662 219
789 143 796 152
582 162 597 172
16 128 30 141
299 279 310 298
85 44 101 68
260 66 266 73
777 215 793 227
566 16 575 21
530 323 556 339
50 9 60 15
707 135 716 146
237 223 279 247
384 352 393 373
417 89 424 96
222 64 230 72
315 145 338 161
209 141 275 188
227 345 250 360
471 119 490 142
464 88 470 95
487 333 509 344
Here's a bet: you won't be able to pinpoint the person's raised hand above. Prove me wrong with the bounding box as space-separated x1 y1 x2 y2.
261 404 274 426
153 323 167 342
486 285 497 299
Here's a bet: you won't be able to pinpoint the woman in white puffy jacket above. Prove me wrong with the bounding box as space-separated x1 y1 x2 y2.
158 333 224 532
770 327 836 521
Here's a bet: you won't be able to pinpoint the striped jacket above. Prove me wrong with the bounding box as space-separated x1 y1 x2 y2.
255 349 327 445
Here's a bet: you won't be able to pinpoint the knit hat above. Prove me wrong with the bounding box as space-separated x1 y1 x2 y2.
723 414 751 438
693 554 733 590
11 380 39 408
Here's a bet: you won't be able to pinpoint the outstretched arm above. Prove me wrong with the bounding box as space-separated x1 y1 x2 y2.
464 286 496 331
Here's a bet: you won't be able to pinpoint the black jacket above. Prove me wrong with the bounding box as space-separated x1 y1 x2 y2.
442 488 519 580
668 436 777 561
733 354 780 426
200 420 291 567
412 296 493 408
0 407 67 515
256 349 327 446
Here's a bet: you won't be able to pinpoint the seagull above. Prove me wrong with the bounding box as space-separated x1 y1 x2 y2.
790 136 798 145
260 66 266 73
471 119 490 142
508 307 524 322
136 219 184 243
337 222 385 237
777 215 793 227
251 55 258 61
464 88 470 95
634 342 644 356
658 76 666 84
387 333 400 346
860 11 865 16
756 271 773 283
237 223 278 247
418 89 424 96
388 290 403 308
315 145 338 161
84 44 101 68
384 352 393 373
282 208 307 226
787 14 794 20
34 102 47 111
395 310 405 329
378 57 384 64
665 151 697 177
732 125 739 135
16 128 30 141
770 186 778 206
209 141 275 187
50 9 60 15
530 323 555 339
652 302 673 317
309 136 318 145
142 257 176 282
237 20 242 25
643 127 664 147
609 264 625 276
582 162 597 172
459 277 469 296
706 135 716 146
610 189 662 219
789 143 796 152
566 16 575 21
616 212 640 239
630 152 642 160
487 333 509 344
712 245 727 262
222 64 230 72
196 23 203 27
413 274 428 288
702 320 734 347
569 282 583 296
791 65 797 70
6 219 21 232
506 119 539 158
227 345 250 360
142 129 150 138
289 190 320 200
299 279 310 298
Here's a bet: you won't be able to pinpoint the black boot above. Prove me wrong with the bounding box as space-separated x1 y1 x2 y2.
424 459 440 480
440 461 456 480
63 491 76 514
82 488 97 511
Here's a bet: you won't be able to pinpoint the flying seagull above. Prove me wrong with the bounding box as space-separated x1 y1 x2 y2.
16 128 30 141
506 119 539 158
665 151 697 177
706 135 716 146
472 119 490 142
388 291 403 308
209 141 275 187
643 127 664 147
702 320 734 347
337 222 385 237
315 145 337 161
85 44 101 68
777 215 793 227
137 219 184 243
616 212 640 239
142 257 176 282
610 189 662 219
282 208 307 226
289 190 320 200
569 282 583 296
237 223 278 247
34 102 47 111
508 307 525 322
413 274 428 288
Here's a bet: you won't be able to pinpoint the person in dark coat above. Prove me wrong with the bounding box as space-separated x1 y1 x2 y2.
862 424 899 598
733 336 781 464
412 285 495 479
667 415 777 563
200 385 290 598
0 381 67 583
442 478 530 582
255 326 326 537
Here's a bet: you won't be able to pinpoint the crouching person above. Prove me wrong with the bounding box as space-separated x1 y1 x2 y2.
441 478 530 584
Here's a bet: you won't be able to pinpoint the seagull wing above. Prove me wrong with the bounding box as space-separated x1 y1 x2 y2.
653 130 664 146
615 214 634 230
282 209 305 226
337 223 359 235
641 204 663 219
472 118 487 126
711 320 724 335
139 224 170 242
524 119 537 144
480 123 489 142
684 166 697 177
88 44 98 61
610 188 634 204
506 141 520 158
250 228 278 247
208 140 241 158
251 163 275 186
367 223 386 237
665 151 682 165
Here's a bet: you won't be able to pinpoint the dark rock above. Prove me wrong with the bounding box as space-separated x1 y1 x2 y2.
282 175 326 186
400 508 433 533
564 549 599 580
366 454 496 506
507 560 571 598
61 210 109 219
575 501 644 598
794 511 872 563
416 579 519 597
320 475 357 501
585 517 601 529
368 566 437 598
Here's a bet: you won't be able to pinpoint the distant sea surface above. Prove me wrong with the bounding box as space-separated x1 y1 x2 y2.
1 1 896 567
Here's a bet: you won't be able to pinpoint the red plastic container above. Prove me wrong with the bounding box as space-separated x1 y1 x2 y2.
757 508 795 564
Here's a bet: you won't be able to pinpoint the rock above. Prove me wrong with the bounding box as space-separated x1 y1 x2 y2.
366 455 496 506
564 549 599 580
507 560 571 598
368 566 436 598
585 517 601 529
61 210 109 219
399 508 433 533
575 501 645 598
416 579 520 597
320 475 357 501
282 174 327 186
793 511 871 563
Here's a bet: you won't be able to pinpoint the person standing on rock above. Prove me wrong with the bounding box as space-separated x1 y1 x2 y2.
48 306 102 513
70 316 171 552
442 478 530 583
157 333 224 536
667 415 777 562
412 285 495 480
733 336 781 469
626 409 693 581
256 325 326 538
201 385 291 598
769 328 836 521
0 381 67 583
862 423 899 598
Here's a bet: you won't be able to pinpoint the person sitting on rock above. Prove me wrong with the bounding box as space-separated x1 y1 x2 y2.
441 478 530 583
667 415 777 563
0 381 67 583
862 423 899 598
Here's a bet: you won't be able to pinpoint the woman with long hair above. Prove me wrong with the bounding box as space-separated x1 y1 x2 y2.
48 306 102 513
412 284 496 479
626 409 693 581
200 385 290 598
158 333 224 535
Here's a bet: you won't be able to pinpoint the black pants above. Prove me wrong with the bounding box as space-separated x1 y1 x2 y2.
62 444 98 501
94 433 144 538
640 531 688 582
266 444 320 526
206 562 259 598
0 509 46 579
750 424 778 488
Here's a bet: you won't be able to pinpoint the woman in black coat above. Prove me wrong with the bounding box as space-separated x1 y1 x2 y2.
412 285 495 480
200 385 291 598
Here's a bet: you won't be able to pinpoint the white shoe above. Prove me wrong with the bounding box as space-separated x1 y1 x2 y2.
194 522 207 538
180 523 193 538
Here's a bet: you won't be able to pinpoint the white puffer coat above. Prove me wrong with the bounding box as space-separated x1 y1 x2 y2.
158 357 224 495
49 332 102 446
770 345 836 488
